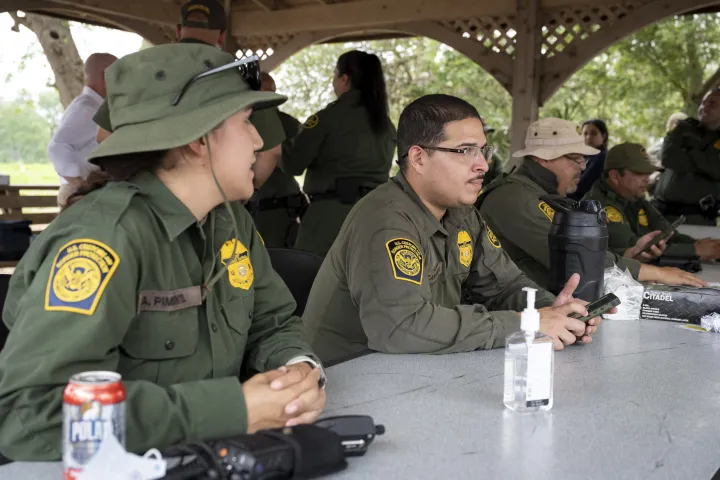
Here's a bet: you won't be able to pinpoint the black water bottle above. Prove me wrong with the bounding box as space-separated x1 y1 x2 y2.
544 196 608 302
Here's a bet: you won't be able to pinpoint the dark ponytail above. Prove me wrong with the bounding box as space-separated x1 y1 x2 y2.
64 150 169 210
336 50 390 134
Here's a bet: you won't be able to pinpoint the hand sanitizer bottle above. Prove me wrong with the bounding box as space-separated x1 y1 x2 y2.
503 287 554 412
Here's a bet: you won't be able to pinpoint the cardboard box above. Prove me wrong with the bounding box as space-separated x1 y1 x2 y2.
640 284 720 324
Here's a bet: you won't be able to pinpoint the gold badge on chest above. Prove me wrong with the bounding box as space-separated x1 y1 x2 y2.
458 230 473 268
220 239 254 290
638 208 649 227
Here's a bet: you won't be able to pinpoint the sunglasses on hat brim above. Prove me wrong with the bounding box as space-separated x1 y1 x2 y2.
172 55 261 106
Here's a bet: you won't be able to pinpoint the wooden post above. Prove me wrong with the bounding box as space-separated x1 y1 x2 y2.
224 0 233 53
509 0 540 166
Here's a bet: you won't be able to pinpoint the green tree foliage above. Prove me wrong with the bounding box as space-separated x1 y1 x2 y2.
0 91 56 163
275 13 720 164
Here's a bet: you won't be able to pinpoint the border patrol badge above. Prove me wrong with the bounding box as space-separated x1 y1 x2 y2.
538 201 555 222
458 231 473 267
221 239 254 290
605 206 624 223
386 238 424 285
45 239 120 315
486 226 502 249
303 114 319 129
638 208 649 227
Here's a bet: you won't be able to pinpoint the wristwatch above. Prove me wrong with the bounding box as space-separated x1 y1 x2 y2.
286 355 327 388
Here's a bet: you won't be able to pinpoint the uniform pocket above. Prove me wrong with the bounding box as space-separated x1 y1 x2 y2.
122 309 200 360
222 291 254 340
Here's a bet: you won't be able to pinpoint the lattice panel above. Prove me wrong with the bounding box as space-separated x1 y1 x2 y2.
541 0 653 58
235 34 297 61
438 16 518 58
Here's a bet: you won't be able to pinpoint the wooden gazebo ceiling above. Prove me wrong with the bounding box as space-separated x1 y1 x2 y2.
8 0 720 99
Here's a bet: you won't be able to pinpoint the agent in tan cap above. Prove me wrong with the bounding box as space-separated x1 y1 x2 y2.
584 143 720 261
478 118 706 290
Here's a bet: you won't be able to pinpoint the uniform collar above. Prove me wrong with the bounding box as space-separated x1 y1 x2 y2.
595 177 631 208
128 171 200 241
514 158 559 194
336 89 361 106
391 172 471 236
179 37 213 46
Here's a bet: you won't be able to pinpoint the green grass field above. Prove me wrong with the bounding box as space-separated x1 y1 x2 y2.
0 163 59 185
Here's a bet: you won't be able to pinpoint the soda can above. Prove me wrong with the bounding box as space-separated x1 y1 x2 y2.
63 371 126 480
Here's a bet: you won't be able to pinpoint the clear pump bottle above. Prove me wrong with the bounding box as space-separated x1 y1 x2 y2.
503 287 554 412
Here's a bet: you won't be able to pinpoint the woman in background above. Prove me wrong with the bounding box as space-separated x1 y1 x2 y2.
570 119 609 200
281 50 397 257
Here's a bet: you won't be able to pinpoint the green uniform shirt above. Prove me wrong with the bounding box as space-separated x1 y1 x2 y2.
655 118 720 224
0 172 314 460
478 159 642 289
584 178 696 258
281 89 396 194
302 172 555 365
257 112 303 201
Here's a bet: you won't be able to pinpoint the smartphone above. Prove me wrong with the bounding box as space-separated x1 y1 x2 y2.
634 215 686 258
568 293 621 323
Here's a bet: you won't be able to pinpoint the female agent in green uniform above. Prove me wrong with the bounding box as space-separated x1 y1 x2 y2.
0 44 326 461
282 50 397 257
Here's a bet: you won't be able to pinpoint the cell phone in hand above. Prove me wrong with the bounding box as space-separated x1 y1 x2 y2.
634 215 686 258
568 293 621 323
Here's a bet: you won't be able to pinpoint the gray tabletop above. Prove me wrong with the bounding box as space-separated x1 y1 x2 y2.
3 269 720 480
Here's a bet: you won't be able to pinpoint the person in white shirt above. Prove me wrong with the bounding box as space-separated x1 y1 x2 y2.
48 53 117 207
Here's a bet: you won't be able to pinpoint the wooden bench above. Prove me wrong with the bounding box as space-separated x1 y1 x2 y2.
0 185 60 269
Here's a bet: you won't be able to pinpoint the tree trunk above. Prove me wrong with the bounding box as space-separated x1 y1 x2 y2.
11 12 84 108
683 17 703 115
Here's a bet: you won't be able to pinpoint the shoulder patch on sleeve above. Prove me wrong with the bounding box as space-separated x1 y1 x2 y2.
714 139 720 150
386 238 424 285
45 239 120 315
605 206 624 223
638 208 649 227
303 114 319 129
538 201 555 221
486 226 502 248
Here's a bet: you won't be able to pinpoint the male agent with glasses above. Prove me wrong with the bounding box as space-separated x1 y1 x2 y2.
301 94 607 364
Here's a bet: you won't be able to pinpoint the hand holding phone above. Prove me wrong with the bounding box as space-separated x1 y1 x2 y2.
568 293 621 323
634 215 686 259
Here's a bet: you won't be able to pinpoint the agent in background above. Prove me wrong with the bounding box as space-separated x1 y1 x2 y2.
583 143 720 262
569 118 608 200
653 88 720 225
478 118 706 291
253 73 308 248
281 50 397 257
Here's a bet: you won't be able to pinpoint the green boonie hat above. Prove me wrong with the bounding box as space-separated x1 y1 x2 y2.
89 43 286 162
604 143 659 174
93 99 285 153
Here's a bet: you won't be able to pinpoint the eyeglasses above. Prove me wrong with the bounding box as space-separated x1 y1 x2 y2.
172 55 261 106
405 144 495 163
563 154 586 165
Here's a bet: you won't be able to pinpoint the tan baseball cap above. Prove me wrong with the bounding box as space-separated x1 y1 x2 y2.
604 143 659 174
512 118 599 159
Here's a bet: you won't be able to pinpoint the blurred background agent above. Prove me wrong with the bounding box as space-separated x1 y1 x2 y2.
479 116 504 187
653 88 720 225
583 143 720 262
254 72 308 248
176 0 227 47
569 119 608 200
48 53 117 208
281 50 397 257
